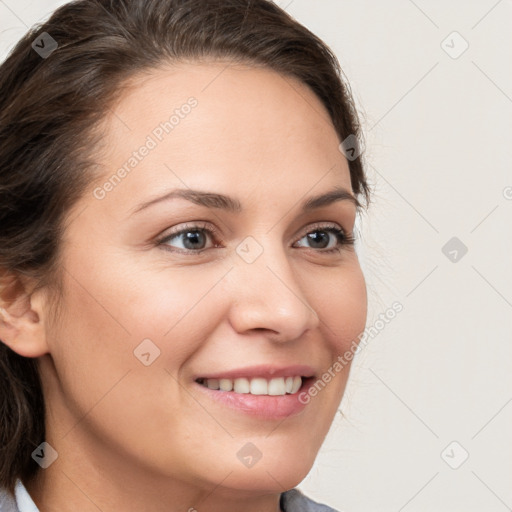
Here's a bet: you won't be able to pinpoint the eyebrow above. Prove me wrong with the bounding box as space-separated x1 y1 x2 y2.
132 185 360 215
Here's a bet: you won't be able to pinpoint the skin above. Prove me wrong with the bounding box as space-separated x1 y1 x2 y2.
1 61 367 512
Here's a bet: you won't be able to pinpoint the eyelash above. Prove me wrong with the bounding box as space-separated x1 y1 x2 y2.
157 222 356 255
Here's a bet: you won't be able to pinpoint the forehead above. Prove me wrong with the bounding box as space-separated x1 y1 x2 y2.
89 61 352 213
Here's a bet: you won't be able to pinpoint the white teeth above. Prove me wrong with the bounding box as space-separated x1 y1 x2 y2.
219 379 233 391
199 376 304 396
291 376 302 394
250 378 268 395
268 377 286 395
233 378 250 394
207 378 219 390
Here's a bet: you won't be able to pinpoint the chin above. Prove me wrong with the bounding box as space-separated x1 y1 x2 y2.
215 449 316 494
221 468 310 495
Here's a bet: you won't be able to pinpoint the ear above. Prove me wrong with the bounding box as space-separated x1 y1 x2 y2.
0 270 50 358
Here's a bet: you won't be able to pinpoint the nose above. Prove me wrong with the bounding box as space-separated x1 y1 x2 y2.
226 238 320 343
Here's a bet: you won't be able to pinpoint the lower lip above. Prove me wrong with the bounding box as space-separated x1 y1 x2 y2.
194 378 314 420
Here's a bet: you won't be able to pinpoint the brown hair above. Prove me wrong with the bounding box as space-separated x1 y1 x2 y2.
0 0 370 496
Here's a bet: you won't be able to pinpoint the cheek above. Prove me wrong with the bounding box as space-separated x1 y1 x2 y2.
291 261 367 409
311 261 368 353
59 247 229 347
307 262 367 414
45 276 137 434
45 268 209 464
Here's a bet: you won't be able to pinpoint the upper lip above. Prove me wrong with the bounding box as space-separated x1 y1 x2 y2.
194 364 316 381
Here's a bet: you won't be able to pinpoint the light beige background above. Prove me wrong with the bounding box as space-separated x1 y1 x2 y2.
1 1 511 511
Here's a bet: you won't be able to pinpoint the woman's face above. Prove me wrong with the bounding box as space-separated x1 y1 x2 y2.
39 62 367 499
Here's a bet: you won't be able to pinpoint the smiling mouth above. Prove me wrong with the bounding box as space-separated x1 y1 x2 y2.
195 376 310 396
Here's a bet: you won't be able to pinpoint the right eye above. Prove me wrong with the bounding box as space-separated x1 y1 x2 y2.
158 222 221 253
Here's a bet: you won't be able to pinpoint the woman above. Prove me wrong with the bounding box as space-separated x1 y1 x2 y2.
0 1 371 510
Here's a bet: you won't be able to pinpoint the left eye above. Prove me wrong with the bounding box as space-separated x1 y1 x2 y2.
159 223 353 253
294 226 351 252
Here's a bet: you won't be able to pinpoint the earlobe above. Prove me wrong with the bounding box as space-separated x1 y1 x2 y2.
0 273 50 358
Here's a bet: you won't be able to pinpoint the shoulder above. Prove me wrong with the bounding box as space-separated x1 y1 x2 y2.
0 486 20 512
280 488 341 512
